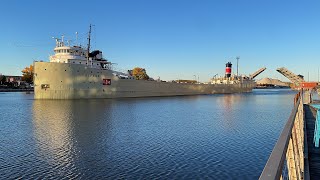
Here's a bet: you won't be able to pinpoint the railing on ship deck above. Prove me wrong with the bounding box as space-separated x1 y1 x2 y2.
259 90 311 180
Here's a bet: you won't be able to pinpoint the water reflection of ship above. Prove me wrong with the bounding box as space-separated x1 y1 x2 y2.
32 100 114 177
220 94 244 130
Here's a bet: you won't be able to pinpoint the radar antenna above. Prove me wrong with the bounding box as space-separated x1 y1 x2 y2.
87 24 92 65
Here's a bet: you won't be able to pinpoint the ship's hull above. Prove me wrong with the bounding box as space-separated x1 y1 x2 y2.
34 62 255 99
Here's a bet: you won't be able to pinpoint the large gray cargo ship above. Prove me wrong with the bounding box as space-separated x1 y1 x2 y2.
33 27 256 99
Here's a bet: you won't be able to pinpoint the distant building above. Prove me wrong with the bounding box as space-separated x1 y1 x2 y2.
0 75 23 87
6 75 22 83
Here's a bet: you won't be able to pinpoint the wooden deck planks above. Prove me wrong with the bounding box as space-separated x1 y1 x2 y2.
304 104 320 179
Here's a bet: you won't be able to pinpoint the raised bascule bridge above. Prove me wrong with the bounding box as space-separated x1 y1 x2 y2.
276 67 305 87
250 67 267 80
276 67 318 89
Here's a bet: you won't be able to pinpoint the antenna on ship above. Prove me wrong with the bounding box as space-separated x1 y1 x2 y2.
87 24 92 66
52 37 61 47
75 32 78 46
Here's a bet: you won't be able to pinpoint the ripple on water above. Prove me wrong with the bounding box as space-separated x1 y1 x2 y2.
0 90 297 179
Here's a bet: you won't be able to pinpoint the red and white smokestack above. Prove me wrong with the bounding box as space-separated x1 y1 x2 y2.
225 62 232 78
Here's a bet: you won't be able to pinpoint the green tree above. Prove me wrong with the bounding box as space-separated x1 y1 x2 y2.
21 65 34 83
132 67 149 80
0 75 6 85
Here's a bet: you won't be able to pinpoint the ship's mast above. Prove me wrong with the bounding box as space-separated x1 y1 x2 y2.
87 24 92 65
75 32 78 46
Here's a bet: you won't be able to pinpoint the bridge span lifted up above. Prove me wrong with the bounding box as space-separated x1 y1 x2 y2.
276 67 318 89
250 67 266 79
276 67 304 87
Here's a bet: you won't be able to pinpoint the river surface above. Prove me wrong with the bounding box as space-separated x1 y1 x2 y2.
0 89 297 179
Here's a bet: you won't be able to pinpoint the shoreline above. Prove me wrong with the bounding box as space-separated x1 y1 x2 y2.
0 89 34 92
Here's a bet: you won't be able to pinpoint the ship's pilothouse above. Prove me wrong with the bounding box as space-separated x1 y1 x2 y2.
49 31 112 70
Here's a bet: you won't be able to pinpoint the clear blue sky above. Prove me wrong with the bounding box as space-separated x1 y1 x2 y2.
1 0 320 82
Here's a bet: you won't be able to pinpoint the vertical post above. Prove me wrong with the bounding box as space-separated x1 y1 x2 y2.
287 138 298 179
236 56 240 77
291 122 302 179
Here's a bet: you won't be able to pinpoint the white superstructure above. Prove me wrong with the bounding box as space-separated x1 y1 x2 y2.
50 37 112 70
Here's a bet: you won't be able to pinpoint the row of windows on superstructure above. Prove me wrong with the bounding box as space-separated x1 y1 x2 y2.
55 49 85 55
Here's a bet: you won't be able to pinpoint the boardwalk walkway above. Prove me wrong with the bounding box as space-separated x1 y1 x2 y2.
305 103 320 179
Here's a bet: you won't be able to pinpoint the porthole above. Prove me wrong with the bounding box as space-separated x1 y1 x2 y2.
65 70 67 71
45 69 46 70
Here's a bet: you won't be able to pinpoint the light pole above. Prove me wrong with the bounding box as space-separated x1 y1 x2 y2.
193 75 197 83
236 56 240 77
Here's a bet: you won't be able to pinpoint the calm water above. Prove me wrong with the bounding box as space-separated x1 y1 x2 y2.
0 89 297 179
